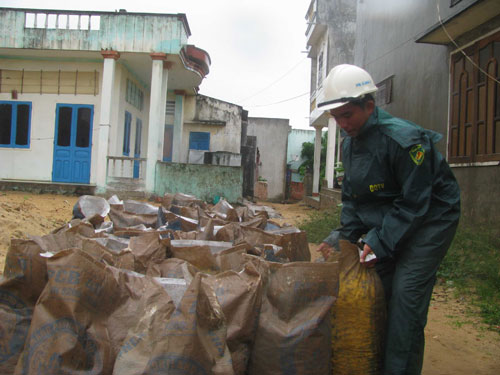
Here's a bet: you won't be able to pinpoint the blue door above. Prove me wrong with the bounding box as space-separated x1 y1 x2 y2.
133 119 142 178
52 104 93 183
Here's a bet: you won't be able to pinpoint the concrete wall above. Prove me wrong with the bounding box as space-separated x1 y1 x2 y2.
181 95 243 163
0 59 102 182
287 128 316 163
321 0 357 70
155 162 242 204
247 117 290 201
0 9 189 54
354 0 500 226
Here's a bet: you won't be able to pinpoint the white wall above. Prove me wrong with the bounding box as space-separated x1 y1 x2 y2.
247 117 290 200
0 60 101 182
109 64 150 161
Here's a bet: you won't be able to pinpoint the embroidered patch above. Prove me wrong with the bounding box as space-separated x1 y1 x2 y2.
409 144 425 165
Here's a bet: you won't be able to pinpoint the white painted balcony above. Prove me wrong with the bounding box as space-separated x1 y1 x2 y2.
0 7 190 54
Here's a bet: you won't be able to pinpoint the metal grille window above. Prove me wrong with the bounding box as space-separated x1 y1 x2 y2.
0 101 31 148
125 79 144 111
448 30 500 163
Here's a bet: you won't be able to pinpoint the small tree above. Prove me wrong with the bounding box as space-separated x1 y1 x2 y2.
298 131 328 180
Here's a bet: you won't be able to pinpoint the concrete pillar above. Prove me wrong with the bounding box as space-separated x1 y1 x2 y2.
325 117 337 189
96 50 119 193
172 91 185 163
312 125 323 196
145 53 170 193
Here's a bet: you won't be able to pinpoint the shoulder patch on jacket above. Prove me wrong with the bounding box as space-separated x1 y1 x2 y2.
409 144 425 165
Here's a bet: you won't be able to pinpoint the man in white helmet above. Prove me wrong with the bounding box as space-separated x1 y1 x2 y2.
317 64 460 375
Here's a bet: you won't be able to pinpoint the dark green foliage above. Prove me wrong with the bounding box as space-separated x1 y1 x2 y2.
298 132 328 180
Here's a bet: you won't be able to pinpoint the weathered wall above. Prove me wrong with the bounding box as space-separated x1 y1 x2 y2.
154 162 242 203
247 117 290 201
0 9 188 54
321 0 357 70
181 95 242 163
353 0 500 226
0 59 102 182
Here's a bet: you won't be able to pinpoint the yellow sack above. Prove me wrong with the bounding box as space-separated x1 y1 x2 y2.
329 240 386 375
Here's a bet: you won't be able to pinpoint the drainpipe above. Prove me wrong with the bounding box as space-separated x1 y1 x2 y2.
96 50 119 194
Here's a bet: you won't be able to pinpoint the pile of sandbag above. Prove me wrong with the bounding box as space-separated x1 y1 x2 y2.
0 193 341 375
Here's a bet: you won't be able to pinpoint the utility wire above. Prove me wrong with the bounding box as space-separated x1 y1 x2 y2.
436 0 500 84
238 57 307 103
247 91 309 108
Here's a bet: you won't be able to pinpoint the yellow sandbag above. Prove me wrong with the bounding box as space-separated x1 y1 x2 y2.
329 240 386 375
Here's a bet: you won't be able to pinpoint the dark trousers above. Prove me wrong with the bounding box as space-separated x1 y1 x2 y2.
375 220 458 375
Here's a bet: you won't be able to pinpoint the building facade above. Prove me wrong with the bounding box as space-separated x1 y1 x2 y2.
305 0 357 196
354 0 500 225
247 117 291 201
0 7 212 196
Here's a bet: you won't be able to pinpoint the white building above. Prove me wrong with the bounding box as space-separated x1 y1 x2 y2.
0 7 212 195
304 0 357 197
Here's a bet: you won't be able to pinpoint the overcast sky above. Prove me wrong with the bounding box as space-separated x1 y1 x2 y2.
1 0 313 129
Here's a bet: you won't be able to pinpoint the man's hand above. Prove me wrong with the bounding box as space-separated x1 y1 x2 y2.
360 243 377 267
317 242 334 260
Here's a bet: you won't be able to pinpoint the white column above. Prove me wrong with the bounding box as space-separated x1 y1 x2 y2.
96 50 119 193
145 54 169 193
172 92 185 163
325 117 337 189
157 64 169 159
312 125 323 196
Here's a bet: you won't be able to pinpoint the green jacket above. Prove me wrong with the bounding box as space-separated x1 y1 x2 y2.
325 107 460 260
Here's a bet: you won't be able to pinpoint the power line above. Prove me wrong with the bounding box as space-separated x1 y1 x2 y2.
436 0 500 85
238 57 307 103
247 91 309 108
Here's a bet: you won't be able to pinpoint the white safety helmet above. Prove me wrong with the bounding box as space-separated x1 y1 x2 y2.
317 64 378 111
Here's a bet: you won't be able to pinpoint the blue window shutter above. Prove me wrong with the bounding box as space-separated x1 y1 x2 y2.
189 131 210 150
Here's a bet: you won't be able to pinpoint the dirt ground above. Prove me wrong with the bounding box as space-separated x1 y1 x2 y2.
0 191 499 374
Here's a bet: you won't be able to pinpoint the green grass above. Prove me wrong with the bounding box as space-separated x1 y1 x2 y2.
438 225 500 329
298 206 341 243
298 208 500 330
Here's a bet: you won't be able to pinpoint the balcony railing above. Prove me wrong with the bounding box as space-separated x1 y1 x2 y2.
24 11 101 30
107 156 146 180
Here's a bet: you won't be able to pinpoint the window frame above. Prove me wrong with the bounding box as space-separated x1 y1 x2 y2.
189 131 210 151
123 111 131 156
0 101 32 149
448 30 500 164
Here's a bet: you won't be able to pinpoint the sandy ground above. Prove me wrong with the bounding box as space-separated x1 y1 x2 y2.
0 191 499 374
